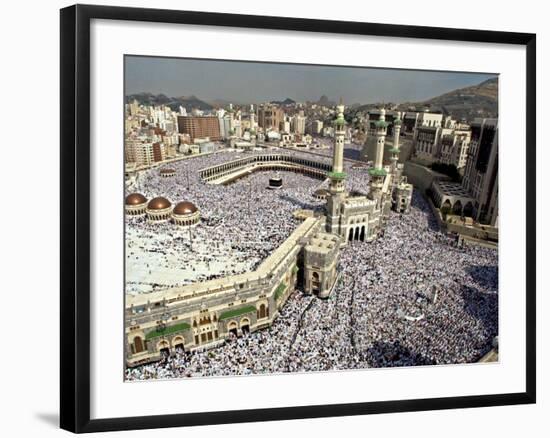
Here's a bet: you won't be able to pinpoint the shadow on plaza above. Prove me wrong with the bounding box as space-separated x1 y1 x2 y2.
344 148 361 161
365 340 436 368
410 192 441 233
466 265 499 290
279 194 320 211
459 284 498 335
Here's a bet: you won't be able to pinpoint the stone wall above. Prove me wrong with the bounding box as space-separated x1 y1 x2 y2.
403 161 450 193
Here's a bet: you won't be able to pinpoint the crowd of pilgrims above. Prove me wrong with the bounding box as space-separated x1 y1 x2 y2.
125 149 367 294
125 171 498 379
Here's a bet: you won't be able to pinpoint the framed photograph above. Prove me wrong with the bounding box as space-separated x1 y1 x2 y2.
60 4 536 433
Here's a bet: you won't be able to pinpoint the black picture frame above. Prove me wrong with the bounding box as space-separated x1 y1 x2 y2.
60 4 536 433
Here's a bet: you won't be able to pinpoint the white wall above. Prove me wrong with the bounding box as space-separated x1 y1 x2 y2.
0 0 547 436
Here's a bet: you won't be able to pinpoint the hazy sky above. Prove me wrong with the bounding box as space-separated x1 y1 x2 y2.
125 56 497 104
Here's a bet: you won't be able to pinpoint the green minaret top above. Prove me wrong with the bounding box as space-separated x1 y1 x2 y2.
333 114 346 128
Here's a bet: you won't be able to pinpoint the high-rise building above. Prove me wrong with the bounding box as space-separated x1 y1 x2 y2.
177 116 221 141
291 111 307 134
438 129 471 169
413 125 443 162
128 99 140 116
125 141 165 166
281 115 291 133
311 120 324 135
258 104 284 131
462 118 498 225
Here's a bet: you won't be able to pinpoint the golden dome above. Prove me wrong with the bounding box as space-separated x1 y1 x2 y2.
147 197 172 210
125 193 147 205
173 201 198 215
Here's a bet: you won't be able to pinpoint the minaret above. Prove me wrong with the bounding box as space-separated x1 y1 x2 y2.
227 104 235 127
389 116 402 175
249 104 256 129
236 108 242 138
225 104 236 147
249 104 257 145
368 108 388 205
326 99 347 236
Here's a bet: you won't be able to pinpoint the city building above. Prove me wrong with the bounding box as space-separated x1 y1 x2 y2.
429 118 498 226
258 104 284 131
438 128 471 169
177 116 221 141
291 110 307 134
311 120 323 135
413 124 441 163
416 111 443 128
128 99 140 116
462 118 498 225
125 141 165 167
402 112 420 133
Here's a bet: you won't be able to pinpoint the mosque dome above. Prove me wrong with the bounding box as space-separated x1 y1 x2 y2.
393 117 402 126
125 193 147 205
147 197 172 210
173 201 198 215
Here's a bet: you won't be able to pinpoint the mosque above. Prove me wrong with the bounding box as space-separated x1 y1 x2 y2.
125 102 413 367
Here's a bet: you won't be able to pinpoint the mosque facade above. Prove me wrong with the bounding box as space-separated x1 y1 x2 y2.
125 102 413 367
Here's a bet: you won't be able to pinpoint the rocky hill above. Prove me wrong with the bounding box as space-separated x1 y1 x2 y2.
126 93 213 111
417 77 498 121
352 77 498 122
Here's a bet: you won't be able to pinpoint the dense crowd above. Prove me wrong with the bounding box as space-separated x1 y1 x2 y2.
126 149 364 293
125 179 498 379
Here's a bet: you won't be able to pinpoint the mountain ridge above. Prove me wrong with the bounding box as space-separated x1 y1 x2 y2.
352 77 498 122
